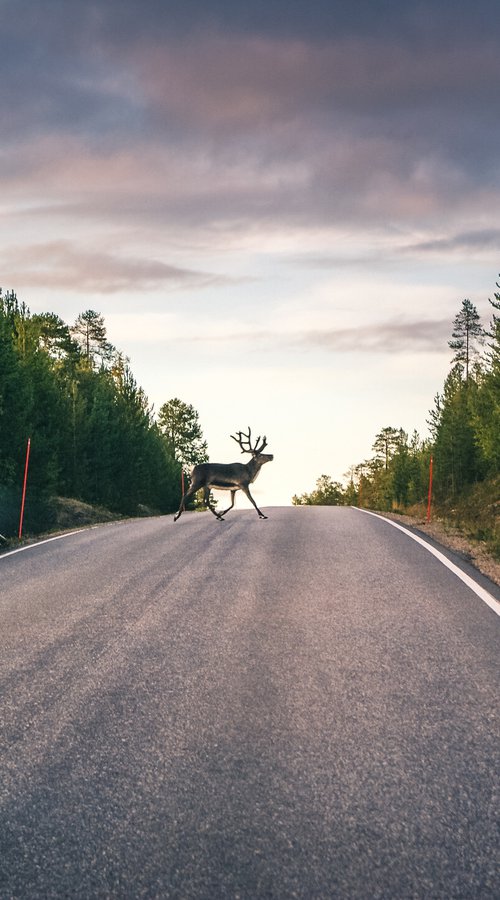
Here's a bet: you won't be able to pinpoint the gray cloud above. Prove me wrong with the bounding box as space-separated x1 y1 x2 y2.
1 1 499 271
180 317 454 355
7 1 496 46
1 242 230 293
301 318 453 353
3 4 500 155
406 229 500 256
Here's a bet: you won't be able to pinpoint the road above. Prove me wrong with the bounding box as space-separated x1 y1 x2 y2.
0 507 499 899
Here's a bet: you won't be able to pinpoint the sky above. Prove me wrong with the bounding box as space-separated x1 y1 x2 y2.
2 0 500 507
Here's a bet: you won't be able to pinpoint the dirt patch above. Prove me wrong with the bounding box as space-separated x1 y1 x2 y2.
380 511 500 587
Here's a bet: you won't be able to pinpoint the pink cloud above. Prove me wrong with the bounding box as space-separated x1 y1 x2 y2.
1 241 227 293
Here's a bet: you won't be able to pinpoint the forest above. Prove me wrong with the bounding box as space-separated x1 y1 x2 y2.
1 280 499 554
293 279 500 557
0 290 208 538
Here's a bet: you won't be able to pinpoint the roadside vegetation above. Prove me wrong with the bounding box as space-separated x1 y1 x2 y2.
0 290 207 542
2 278 499 562
293 279 500 561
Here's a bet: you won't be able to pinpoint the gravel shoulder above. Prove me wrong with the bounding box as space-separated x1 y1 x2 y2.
379 511 500 587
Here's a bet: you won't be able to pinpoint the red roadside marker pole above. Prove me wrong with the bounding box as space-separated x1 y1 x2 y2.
19 437 31 539
426 455 433 523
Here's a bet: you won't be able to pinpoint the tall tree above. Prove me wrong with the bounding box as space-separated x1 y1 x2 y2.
32 312 78 361
372 427 406 470
428 365 482 497
0 297 29 487
471 368 500 473
158 398 208 469
485 274 500 369
71 310 115 369
471 275 500 473
448 298 485 382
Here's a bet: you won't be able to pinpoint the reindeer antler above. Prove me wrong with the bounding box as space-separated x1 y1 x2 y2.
231 427 268 455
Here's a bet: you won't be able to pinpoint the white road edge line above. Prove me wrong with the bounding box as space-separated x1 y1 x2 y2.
355 507 500 617
0 530 85 560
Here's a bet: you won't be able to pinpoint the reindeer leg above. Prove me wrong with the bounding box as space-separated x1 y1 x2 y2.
204 487 225 520
173 484 197 522
218 490 237 517
242 486 268 519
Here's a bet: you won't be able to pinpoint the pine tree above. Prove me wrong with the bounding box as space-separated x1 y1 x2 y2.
372 426 406 471
448 298 485 382
0 297 29 487
430 365 482 497
71 310 115 369
471 276 500 473
158 398 208 469
32 312 78 361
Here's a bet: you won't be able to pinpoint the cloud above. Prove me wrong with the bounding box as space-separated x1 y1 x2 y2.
1 242 230 293
1 1 499 283
172 315 454 356
4 6 500 154
405 229 500 256
301 317 453 354
1 0 499 253
4 126 497 253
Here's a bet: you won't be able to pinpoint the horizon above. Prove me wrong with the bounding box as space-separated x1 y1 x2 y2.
2 1 499 506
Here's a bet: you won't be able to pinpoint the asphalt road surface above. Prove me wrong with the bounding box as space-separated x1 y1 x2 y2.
1 507 499 899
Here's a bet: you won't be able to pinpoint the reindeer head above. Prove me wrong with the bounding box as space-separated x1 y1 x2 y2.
231 427 274 464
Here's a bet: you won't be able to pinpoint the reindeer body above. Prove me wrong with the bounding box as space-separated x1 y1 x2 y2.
174 428 273 522
193 459 264 490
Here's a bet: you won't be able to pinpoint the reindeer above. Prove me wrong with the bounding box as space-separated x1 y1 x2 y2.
174 427 273 522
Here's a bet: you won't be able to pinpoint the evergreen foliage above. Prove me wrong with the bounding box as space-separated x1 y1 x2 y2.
294 279 500 546
448 298 486 381
0 289 183 535
157 398 208 469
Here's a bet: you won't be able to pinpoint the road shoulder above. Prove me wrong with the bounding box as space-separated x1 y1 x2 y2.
377 510 500 587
